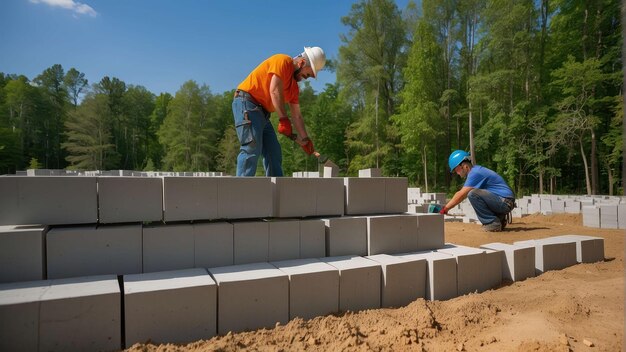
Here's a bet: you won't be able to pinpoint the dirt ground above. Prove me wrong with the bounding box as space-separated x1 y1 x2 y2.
126 213 624 352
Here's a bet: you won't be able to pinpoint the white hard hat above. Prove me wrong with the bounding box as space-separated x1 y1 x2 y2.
303 46 326 78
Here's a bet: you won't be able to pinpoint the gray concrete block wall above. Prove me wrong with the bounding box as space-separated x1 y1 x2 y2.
323 256 381 312
0 275 121 352
549 235 604 263
143 224 194 273
0 176 98 225
344 178 386 215
209 262 289 335
268 220 300 261
599 204 618 229
233 221 269 264
367 215 418 255
194 222 234 268
366 254 427 308
299 219 326 258
47 224 142 279
438 245 491 295
324 216 368 257
315 178 346 216
97 176 163 223
385 177 409 213
162 177 218 222
123 268 217 346
514 238 577 274
582 206 601 228
480 242 535 282
271 258 339 320
0 225 47 283
272 177 316 217
416 214 445 250
217 177 273 219
400 251 457 301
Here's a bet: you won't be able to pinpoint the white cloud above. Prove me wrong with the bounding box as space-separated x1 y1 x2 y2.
30 0 97 17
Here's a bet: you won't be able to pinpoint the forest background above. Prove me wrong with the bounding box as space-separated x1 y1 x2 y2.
0 0 623 197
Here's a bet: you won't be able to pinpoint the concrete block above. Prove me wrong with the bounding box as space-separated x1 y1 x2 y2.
385 177 409 213
400 251 457 301
323 256 381 312
324 217 367 257
565 200 581 214
367 215 418 255
438 245 492 295
209 262 288 335
549 235 604 263
582 206 600 228
416 214 445 250
268 220 300 261
323 160 339 178
233 221 269 264
514 238 577 274
0 275 121 352
0 225 46 283
217 177 273 219
97 176 163 223
344 177 385 215
47 224 142 279
123 268 217 346
143 224 194 273
482 248 503 290
366 254 427 308
194 222 234 268
480 242 535 281
540 199 552 214
0 176 97 225
271 258 339 320
162 177 218 222
314 178 345 216
619 204 626 229
358 168 382 177
551 200 565 213
599 204 618 229
300 219 326 258
272 177 316 217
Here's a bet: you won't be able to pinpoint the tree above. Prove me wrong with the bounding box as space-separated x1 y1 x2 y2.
216 126 239 175
64 68 88 108
34 64 68 168
122 85 155 169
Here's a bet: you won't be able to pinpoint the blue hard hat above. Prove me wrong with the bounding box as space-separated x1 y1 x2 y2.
448 150 471 173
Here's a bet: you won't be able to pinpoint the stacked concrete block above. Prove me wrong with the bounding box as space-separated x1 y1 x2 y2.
162 176 218 222
551 200 565 213
416 214 445 250
324 217 367 257
480 242 535 282
400 251 457 301
217 177 273 219
268 220 300 261
514 237 577 274
540 198 553 215
233 221 269 264
47 224 142 279
438 245 502 295
0 225 47 283
0 275 121 352
619 204 626 229
367 214 418 255
358 168 382 177
272 177 344 217
123 268 217 346
194 222 234 268
323 160 340 178
143 224 194 273
549 235 604 263
582 206 601 228
599 204 618 229
97 176 163 223
366 254 427 308
323 256 381 312
271 258 339 320
407 204 428 213
0 176 97 225
407 187 421 204
344 177 408 215
565 200 582 214
300 219 326 258
209 262 289 334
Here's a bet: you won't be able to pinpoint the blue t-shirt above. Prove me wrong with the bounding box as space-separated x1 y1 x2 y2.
464 165 514 198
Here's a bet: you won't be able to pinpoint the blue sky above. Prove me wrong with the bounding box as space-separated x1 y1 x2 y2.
1 0 410 96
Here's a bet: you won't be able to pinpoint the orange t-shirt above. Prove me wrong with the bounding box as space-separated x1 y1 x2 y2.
237 54 299 112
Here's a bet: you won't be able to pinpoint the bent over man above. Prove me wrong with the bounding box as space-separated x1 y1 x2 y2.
440 150 516 232
232 46 326 176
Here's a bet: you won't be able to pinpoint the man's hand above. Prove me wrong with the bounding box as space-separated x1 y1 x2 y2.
300 137 314 155
439 206 448 215
277 117 292 137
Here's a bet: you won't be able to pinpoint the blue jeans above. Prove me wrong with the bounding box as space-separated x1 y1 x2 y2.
232 96 283 176
467 188 512 225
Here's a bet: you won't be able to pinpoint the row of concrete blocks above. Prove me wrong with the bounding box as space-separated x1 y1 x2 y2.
21 169 226 177
0 234 604 351
0 213 444 284
0 176 408 226
581 204 626 229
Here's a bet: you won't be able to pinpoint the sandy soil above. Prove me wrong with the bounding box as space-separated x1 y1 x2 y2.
125 214 624 352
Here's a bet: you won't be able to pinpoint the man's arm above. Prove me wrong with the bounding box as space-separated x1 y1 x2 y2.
269 74 289 118
441 186 473 213
288 103 308 140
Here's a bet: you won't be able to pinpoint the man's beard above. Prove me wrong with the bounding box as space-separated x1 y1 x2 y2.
293 68 303 82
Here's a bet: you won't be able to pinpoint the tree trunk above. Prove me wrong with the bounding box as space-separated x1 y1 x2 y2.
422 144 428 193
580 137 592 195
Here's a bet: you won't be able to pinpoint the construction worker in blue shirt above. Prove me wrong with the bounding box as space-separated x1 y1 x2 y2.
439 150 516 232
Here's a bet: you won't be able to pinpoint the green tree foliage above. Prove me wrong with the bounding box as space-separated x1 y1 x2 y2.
64 68 88 108
34 64 68 169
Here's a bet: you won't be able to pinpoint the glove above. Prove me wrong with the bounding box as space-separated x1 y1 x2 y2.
277 117 292 137
301 137 315 155
439 206 448 215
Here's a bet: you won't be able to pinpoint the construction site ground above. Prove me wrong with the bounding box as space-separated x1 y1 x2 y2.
126 213 624 352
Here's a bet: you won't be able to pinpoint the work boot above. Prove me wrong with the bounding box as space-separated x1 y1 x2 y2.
482 221 502 232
